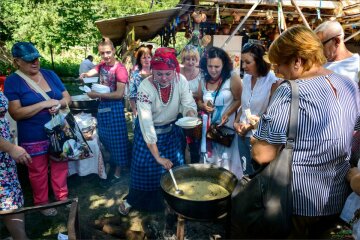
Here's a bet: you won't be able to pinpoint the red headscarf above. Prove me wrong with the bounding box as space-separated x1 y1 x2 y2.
151 47 180 73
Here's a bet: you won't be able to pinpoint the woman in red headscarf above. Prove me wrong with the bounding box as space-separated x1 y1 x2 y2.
118 48 197 215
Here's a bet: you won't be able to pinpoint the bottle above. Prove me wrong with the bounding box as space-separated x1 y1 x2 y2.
221 152 229 169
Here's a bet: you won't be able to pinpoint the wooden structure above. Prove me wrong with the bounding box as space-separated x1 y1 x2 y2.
0 198 80 240
95 0 360 48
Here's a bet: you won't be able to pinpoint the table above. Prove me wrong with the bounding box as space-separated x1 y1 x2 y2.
68 134 107 179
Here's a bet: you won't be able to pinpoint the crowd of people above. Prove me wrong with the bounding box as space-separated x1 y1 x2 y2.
0 20 359 239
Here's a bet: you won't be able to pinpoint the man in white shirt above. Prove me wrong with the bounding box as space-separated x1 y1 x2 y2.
315 20 360 83
79 55 95 75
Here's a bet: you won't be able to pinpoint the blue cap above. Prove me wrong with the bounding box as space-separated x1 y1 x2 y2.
11 42 42 62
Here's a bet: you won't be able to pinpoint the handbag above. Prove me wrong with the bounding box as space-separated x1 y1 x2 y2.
231 80 299 239
206 123 235 147
205 79 235 147
44 109 93 161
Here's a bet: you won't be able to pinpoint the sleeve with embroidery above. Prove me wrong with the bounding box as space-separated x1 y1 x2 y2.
137 83 157 144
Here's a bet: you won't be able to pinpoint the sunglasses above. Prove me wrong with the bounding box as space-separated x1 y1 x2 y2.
322 34 341 45
242 42 265 53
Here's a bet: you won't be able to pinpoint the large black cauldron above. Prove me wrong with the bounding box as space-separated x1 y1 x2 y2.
160 164 238 220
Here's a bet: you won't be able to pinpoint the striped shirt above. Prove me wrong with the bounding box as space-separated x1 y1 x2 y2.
254 73 360 216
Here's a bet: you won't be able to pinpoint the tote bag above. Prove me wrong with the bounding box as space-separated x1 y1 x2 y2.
231 80 299 239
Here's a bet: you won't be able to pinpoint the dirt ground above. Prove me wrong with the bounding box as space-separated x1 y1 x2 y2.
0 112 227 240
0 111 352 239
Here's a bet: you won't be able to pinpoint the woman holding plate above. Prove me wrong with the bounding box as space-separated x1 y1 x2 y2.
118 47 197 215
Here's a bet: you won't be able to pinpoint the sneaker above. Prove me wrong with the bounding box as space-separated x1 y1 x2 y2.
41 208 58 216
118 200 131 216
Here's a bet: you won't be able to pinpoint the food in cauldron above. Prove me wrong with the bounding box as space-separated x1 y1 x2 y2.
169 179 229 201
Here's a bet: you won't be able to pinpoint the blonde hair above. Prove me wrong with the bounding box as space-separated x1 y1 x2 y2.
268 25 326 72
98 37 114 49
180 45 200 64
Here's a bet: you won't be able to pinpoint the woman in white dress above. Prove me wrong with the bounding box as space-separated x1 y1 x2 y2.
197 47 243 178
233 43 278 175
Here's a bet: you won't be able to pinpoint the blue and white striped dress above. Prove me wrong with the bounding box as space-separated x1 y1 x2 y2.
254 73 360 216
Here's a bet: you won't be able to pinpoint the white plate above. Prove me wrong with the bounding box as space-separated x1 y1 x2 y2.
83 77 98 83
175 117 202 128
71 94 93 101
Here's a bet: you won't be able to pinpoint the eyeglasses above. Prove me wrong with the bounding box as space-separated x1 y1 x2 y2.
322 34 341 45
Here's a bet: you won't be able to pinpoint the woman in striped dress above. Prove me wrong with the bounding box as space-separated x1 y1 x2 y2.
251 25 360 238
118 48 197 214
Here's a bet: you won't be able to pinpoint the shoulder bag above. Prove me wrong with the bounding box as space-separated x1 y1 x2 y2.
205 78 236 147
230 80 299 239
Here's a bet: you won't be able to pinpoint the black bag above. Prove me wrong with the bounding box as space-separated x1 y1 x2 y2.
231 81 299 239
206 124 235 147
45 110 93 162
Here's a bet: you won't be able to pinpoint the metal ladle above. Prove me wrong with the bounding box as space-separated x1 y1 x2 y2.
169 169 184 195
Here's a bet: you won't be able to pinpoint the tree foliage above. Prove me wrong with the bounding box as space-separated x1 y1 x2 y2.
0 0 179 51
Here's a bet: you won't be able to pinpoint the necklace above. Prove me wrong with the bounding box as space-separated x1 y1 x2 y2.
155 80 174 106
208 76 221 84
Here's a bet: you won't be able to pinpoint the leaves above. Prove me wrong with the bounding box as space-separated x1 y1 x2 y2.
0 0 179 51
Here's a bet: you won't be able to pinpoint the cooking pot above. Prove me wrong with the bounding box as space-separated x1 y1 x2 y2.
160 164 238 220
70 95 99 115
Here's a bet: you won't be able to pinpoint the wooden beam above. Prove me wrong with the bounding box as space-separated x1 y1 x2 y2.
222 0 262 48
200 0 341 9
344 29 360 42
291 0 311 29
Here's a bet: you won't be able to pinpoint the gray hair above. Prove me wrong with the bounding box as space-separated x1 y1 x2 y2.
314 20 344 40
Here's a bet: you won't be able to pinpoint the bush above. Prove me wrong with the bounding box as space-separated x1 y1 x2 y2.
41 58 79 78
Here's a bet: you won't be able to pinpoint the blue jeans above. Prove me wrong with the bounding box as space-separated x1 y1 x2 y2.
237 136 255 175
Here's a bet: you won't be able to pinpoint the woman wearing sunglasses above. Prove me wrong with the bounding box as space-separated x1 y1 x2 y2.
233 43 278 175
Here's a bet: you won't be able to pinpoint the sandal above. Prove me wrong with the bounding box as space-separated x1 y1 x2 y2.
118 200 131 216
41 208 58 216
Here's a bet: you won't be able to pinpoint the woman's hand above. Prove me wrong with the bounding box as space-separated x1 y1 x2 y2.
49 104 61 115
202 100 214 113
87 91 101 99
156 157 173 170
9 145 32 166
186 110 197 117
235 122 252 136
79 73 88 79
218 114 229 127
44 99 60 109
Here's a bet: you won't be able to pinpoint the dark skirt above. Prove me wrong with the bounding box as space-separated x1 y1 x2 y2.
97 100 128 167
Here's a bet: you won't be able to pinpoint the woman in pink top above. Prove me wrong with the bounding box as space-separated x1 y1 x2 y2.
80 38 129 182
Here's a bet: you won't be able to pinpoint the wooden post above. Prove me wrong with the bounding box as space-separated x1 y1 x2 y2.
176 215 185 240
291 0 311 29
221 0 262 49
